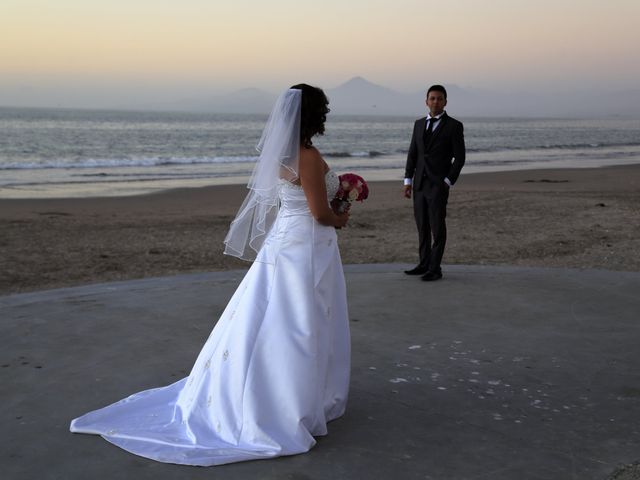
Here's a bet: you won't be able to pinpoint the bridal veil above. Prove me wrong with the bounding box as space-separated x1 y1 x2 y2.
223 88 302 261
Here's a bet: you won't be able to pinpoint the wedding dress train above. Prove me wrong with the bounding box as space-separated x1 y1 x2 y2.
70 171 350 466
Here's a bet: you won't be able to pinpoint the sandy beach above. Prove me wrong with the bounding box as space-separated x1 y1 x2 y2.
1 164 639 295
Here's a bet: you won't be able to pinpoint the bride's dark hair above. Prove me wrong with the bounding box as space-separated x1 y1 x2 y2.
290 83 330 148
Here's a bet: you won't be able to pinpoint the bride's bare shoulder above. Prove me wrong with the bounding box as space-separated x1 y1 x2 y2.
299 146 329 173
299 146 322 163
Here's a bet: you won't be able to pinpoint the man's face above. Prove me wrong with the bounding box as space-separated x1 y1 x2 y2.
426 91 447 116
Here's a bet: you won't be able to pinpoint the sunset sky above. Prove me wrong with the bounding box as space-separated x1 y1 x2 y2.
1 0 639 108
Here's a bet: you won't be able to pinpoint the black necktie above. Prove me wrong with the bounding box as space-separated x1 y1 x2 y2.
426 117 438 134
424 118 438 147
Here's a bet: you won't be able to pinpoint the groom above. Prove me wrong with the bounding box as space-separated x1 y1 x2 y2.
403 85 465 281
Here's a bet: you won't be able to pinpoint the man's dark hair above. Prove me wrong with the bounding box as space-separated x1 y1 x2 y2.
427 84 447 100
290 83 330 148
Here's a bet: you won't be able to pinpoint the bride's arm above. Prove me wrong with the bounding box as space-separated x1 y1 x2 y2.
299 147 349 228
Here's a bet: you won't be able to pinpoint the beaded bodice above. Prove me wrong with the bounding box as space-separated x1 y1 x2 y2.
279 170 339 198
278 170 339 216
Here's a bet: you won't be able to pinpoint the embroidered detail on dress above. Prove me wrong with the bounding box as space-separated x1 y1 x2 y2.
325 170 340 198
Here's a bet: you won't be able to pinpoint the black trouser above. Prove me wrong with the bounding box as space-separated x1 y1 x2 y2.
413 181 449 274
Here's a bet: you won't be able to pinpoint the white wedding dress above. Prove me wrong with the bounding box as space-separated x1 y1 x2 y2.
70 171 351 466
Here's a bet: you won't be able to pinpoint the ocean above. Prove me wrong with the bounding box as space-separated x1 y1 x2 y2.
1 107 639 198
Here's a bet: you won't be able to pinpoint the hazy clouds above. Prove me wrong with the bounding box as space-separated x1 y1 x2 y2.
1 0 639 114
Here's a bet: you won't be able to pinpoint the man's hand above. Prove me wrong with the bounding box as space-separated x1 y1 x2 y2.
403 184 412 199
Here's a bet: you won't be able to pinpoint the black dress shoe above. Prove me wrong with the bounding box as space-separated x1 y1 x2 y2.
404 266 429 275
421 271 443 282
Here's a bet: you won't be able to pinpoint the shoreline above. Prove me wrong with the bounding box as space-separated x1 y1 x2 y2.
2 157 640 200
2 164 639 295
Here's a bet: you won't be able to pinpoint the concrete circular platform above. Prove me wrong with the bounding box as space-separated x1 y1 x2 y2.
2 264 639 479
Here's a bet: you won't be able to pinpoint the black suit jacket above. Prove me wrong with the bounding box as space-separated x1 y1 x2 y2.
404 112 465 191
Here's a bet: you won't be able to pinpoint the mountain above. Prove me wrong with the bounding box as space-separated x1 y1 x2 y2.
162 77 422 116
135 77 640 117
325 79 640 117
326 77 422 115
2 76 638 116
169 77 420 115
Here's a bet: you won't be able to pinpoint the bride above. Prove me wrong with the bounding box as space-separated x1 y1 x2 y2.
70 84 351 466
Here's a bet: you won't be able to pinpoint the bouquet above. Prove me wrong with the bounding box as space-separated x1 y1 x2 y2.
332 173 369 214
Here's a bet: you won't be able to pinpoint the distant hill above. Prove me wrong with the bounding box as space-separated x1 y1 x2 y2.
174 77 640 117
6 76 636 117
325 77 421 115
